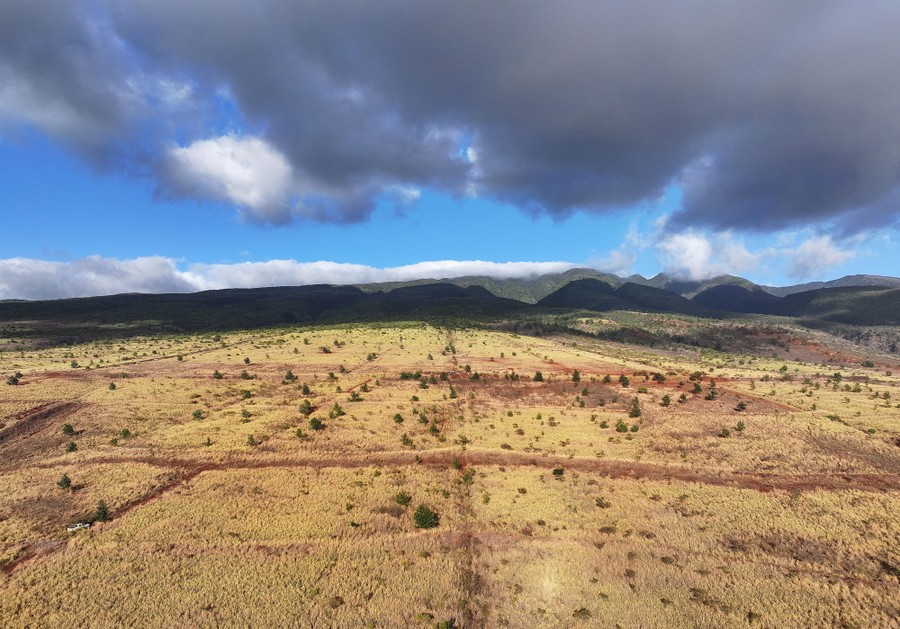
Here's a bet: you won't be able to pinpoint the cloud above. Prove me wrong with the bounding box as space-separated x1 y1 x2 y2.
656 230 765 281
593 250 636 277
655 229 861 281
163 134 295 224
0 257 580 300
0 256 201 300
786 235 855 280
3 2 900 232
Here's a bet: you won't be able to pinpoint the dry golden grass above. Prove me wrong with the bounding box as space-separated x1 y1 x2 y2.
0 321 897 627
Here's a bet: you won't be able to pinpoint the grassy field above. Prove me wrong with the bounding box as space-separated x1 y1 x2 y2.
0 319 898 627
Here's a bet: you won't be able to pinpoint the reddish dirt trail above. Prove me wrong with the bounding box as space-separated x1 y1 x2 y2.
0 401 86 445
2 449 897 576
11 449 900 493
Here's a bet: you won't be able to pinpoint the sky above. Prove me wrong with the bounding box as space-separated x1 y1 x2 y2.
1 1 899 300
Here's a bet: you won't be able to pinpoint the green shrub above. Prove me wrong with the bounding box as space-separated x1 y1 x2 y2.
573 608 592 620
629 397 641 418
413 505 439 529
395 491 412 506
328 403 345 418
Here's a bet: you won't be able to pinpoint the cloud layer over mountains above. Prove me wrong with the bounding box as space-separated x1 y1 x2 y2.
2 1 899 232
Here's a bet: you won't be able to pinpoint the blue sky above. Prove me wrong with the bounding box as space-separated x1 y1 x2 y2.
1 2 898 299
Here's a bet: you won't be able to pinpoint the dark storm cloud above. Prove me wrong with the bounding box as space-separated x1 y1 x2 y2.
0 1 135 164
2 1 899 231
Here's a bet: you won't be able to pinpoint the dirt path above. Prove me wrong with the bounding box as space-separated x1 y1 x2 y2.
0 402 86 445
2 448 896 576
10 449 900 493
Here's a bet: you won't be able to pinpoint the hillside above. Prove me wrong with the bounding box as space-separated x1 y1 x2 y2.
763 274 900 297
691 284 900 326
625 273 757 298
357 267 622 303
692 284 783 314
538 278 713 316
2 276 899 346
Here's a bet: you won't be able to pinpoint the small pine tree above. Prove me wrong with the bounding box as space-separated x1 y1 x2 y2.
395 491 412 506
572 370 580 383
58 474 72 490
95 500 109 522
629 397 641 418
413 505 439 529
62 423 75 435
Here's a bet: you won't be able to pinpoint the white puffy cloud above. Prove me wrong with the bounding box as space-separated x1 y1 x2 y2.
655 229 860 282
0 256 201 300
656 230 765 280
592 249 636 277
164 134 295 224
192 259 580 288
786 235 855 279
0 257 580 300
